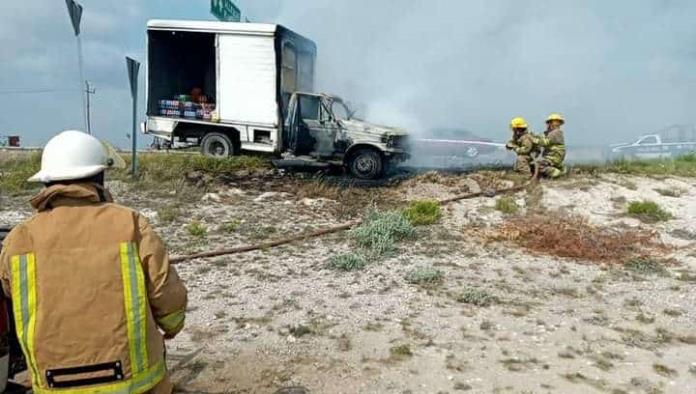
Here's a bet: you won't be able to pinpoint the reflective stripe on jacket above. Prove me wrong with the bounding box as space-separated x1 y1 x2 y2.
537 128 566 166
0 183 187 393
508 132 537 156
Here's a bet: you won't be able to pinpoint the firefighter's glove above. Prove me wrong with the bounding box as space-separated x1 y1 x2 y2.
157 309 186 339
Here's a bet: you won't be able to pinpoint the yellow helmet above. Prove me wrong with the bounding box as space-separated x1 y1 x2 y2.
510 117 528 130
546 113 565 124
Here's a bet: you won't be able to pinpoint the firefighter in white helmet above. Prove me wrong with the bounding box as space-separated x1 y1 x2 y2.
0 130 187 393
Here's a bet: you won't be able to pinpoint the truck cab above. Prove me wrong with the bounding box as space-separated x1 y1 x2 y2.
283 92 409 179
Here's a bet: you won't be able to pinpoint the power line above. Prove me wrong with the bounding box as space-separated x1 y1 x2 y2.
0 88 80 95
0 86 127 95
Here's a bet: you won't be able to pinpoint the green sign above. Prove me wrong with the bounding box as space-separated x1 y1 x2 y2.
211 0 241 22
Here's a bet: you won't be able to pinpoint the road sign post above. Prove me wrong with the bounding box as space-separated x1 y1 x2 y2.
211 0 241 22
64 0 90 134
126 57 140 179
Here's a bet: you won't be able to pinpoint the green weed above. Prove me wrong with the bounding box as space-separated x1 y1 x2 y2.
221 219 240 233
406 266 444 287
403 200 442 225
157 204 181 223
350 210 414 258
654 187 685 197
653 363 678 377
389 344 413 359
589 154 696 177
495 197 519 214
457 288 496 307
627 201 673 223
0 152 42 195
187 221 207 237
327 253 368 271
119 153 269 182
624 257 669 276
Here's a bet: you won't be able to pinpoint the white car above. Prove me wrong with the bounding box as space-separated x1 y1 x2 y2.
610 134 696 160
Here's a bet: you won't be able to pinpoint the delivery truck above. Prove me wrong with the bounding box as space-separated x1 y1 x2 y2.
143 20 409 179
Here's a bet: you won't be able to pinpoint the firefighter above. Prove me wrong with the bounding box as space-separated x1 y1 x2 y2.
0 130 187 394
536 113 567 178
505 117 538 176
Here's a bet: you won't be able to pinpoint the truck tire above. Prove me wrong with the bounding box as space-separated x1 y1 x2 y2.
201 132 236 158
348 148 383 179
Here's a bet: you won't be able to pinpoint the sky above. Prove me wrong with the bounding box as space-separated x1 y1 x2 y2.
1 0 695 148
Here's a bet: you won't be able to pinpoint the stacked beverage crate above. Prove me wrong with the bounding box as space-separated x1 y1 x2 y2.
158 96 216 121
158 99 181 117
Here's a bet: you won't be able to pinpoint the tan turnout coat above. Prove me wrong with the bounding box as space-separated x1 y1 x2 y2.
0 183 187 394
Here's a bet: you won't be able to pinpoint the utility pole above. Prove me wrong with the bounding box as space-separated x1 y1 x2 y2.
84 81 95 135
65 0 88 132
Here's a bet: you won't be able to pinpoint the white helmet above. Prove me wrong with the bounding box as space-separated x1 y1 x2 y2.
28 130 111 183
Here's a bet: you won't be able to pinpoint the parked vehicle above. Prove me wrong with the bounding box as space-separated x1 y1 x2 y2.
278 92 409 178
0 227 28 393
0 136 20 148
413 129 502 159
143 20 408 179
609 134 696 160
144 20 316 156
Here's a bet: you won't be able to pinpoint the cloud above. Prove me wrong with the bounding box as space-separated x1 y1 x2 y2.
268 0 696 143
1 0 695 149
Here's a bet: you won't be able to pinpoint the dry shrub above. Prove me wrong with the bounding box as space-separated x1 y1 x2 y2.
295 180 342 200
407 171 460 187
496 214 663 263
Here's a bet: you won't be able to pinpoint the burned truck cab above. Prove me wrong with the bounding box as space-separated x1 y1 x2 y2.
283 92 409 179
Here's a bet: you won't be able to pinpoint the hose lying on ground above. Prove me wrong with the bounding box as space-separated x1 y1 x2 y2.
170 220 361 264
170 171 539 264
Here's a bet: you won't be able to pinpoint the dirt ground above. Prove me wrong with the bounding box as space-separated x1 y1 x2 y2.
2 170 696 394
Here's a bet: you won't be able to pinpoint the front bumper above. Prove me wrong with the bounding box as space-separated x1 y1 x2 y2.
384 148 410 162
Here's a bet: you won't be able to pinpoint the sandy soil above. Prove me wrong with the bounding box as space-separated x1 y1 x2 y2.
2 171 696 394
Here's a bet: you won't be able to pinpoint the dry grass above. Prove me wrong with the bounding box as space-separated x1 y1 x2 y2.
295 180 343 200
0 151 42 195
495 213 663 263
405 266 444 287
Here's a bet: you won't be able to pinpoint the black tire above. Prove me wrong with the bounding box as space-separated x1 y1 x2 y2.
348 148 383 179
200 132 236 158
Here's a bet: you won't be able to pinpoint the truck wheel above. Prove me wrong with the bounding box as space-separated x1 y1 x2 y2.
201 132 235 158
348 149 383 179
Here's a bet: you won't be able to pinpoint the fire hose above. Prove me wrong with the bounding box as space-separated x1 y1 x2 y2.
170 169 540 264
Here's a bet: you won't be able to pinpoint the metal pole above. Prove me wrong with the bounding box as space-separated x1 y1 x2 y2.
126 57 140 179
76 36 87 131
65 0 86 132
131 88 137 178
85 81 95 135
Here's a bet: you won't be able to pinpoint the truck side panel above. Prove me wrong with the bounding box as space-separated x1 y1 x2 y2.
218 34 278 127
